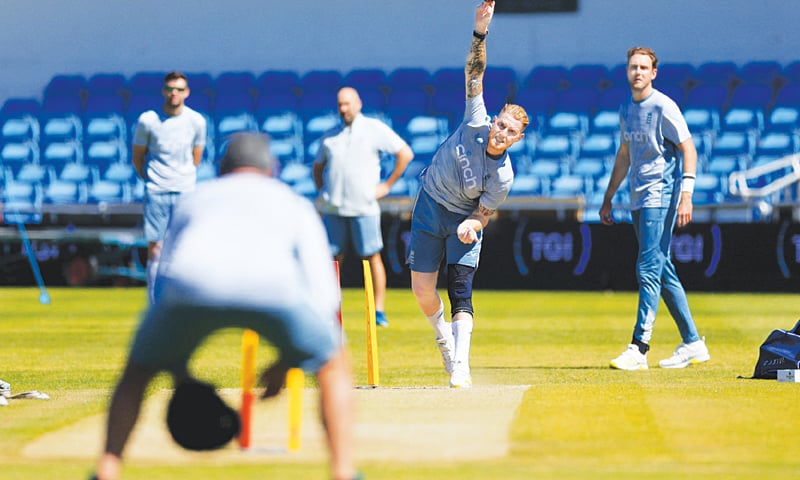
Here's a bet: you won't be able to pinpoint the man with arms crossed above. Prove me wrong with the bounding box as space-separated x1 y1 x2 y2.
313 86 413 328
132 71 206 303
600 47 710 371
408 0 528 388
93 133 357 480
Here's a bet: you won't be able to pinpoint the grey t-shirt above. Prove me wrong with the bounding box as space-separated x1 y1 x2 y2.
314 114 407 216
620 89 691 209
133 106 206 193
420 95 514 215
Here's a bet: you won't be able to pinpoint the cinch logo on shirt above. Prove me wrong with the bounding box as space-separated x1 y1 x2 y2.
623 130 650 144
456 144 479 189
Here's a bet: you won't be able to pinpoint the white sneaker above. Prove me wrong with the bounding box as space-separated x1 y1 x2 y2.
0 379 10 398
659 337 710 368
610 344 648 370
449 362 472 388
0 396 7 406
436 335 455 374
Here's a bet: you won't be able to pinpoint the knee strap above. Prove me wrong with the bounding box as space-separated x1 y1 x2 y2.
447 264 475 316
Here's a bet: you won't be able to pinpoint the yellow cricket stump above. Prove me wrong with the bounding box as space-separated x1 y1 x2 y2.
286 367 304 452
239 329 258 449
362 259 380 386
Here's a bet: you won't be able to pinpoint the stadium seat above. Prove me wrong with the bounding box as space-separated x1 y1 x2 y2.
567 64 609 90
41 140 82 167
256 70 301 96
683 85 728 135
695 61 739 88
432 67 464 95
693 173 724 205
44 74 87 100
43 174 87 205
343 69 388 93
86 73 127 97
484 66 519 98
544 88 598 136
0 98 40 144
765 84 800 132
721 84 772 133
185 72 214 98
83 94 127 143
578 133 616 159
654 63 696 91
508 173 542 196
387 90 431 130
755 131 796 157
781 61 800 86
213 93 257 139
550 174 587 198
606 63 628 88
1 177 42 223
214 71 256 96
706 155 743 177
522 65 569 91
299 70 342 95
1 141 39 172
387 67 432 93
514 88 557 133
533 134 574 161
358 89 388 117
589 86 628 134
572 156 606 180
85 140 126 167
737 61 783 88
39 96 83 144
277 161 311 186
127 71 166 95
711 131 751 157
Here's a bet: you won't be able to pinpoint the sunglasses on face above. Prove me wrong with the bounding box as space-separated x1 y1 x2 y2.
163 86 187 93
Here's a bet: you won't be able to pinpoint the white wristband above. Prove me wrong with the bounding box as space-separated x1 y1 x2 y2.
681 177 695 194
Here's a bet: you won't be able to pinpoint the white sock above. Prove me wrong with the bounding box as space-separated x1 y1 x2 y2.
426 301 451 340
146 258 159 304
452 315 473 370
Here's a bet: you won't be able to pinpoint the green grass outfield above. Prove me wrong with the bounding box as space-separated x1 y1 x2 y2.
1 287 799 479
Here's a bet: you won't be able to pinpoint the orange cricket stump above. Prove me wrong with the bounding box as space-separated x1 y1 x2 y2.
239 329 258 449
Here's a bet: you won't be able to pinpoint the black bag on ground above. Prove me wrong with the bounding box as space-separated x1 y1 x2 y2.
752 320 800 379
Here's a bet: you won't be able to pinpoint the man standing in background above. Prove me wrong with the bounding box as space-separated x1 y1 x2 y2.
313 86 414 327
600 46 710 371
132 71 206 303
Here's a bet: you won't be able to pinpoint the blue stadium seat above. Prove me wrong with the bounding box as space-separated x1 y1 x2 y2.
127 71 166 95
738 61 782 88
533 134 574 161
654 63 696 91
572 156 606 180
550 174 587 198
578 133 616 159
695 61 739 88
683 85 728 135
508 174 542 196
43 166 87 204
387 67 432 93
590 86 628 133
484 66 519 98
706 155 743 177
298 91 336 118
299 70 342 95
755 131 796 157
1 142 39 172
711 131 751 157
83 94 127 143
781 61 800 86
343 69 388 93
44 74 87 99
606 63 628 88
213 93 257 139
658 84 686 107
514 88 557 133
0 98 40 144
567 64 609 90
431 68 464 95
721 84 772 133
693 173 724 205
430 91 464 130
39 96 83 144
522 65 569 91
1 178 42 223
86 73 127 97
544 88 598 136
256 70 301 95
358 89 388 116
387 90 431 129
765 84 800 132
185 72 214 97
214 71 256 96
41 140 82 167
278 161 311 185
85 140 126 167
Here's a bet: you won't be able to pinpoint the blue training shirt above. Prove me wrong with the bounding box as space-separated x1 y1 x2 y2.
420 95 514 216
620 89 691 210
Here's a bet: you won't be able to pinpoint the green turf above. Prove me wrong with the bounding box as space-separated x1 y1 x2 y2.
1 287 798 479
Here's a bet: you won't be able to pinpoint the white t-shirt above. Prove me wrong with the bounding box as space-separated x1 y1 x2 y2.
133 106 206 193
314 114 407 216
156 173 339 323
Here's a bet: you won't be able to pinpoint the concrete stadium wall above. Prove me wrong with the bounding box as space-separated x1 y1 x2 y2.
1 0 799 101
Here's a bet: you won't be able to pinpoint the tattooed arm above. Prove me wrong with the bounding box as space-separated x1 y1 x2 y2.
465 1 494 99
